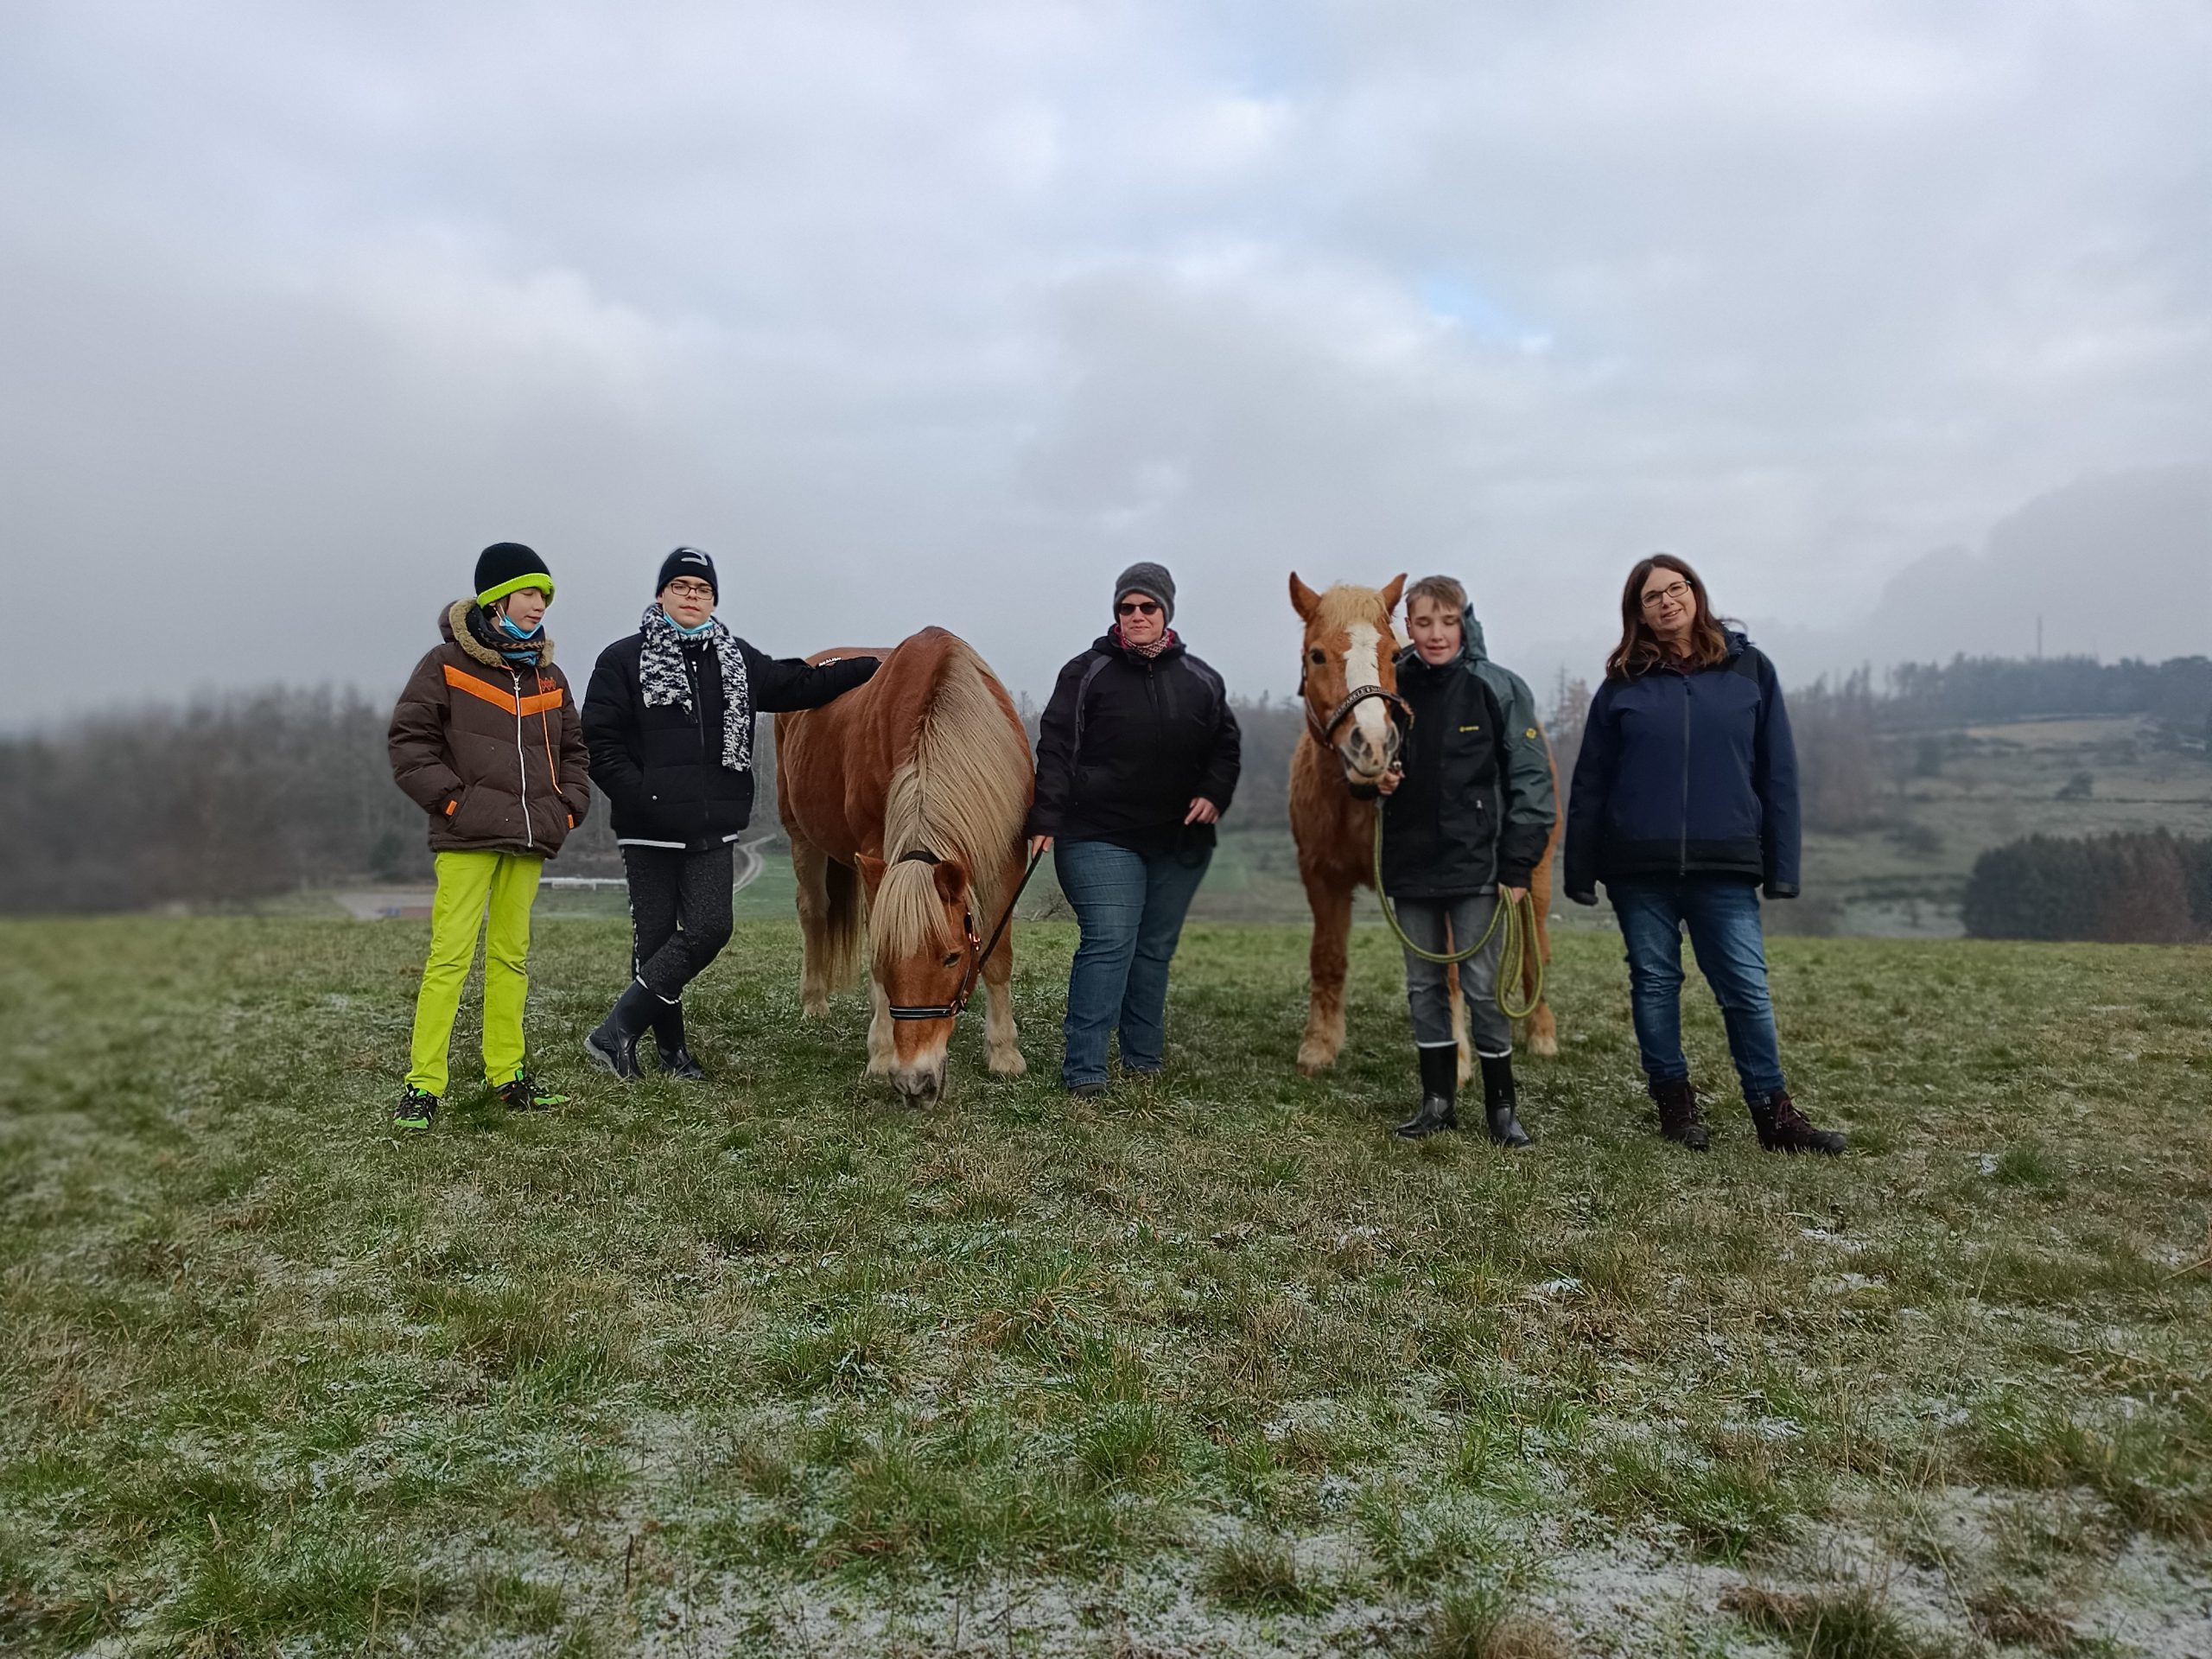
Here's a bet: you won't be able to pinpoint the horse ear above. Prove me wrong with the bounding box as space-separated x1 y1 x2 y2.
932 858 968 906
1379 573 1408 616
1289 572 1321 622
855 853 887 895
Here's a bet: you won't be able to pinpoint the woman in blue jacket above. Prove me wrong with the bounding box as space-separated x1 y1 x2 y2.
1565 555 1844 1155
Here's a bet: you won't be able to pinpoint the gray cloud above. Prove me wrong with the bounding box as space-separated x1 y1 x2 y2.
1 0 2205 725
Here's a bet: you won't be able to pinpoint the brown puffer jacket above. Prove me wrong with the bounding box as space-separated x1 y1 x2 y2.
389 600 592 857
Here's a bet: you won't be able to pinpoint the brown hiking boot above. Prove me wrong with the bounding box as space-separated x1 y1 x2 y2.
1749 1090 1845 1155
1649 1077 1707 1151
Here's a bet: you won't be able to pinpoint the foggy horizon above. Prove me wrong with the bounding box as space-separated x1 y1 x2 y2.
3 3 2207 725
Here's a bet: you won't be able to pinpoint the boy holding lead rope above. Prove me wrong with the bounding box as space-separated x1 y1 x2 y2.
1375 576 1556 1144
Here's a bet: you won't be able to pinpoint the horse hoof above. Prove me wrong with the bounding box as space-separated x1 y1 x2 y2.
1526 1033 1559 1058
1296 1047 1336 1078
800 996 830 1021
989 1050 1028 1077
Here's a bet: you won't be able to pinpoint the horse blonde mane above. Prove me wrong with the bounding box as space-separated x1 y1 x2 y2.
873 637 1032 960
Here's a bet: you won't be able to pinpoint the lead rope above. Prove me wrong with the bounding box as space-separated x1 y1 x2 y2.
1370 808 1546 1021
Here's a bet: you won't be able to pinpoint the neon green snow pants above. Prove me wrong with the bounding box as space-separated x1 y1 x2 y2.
406 849 544 1096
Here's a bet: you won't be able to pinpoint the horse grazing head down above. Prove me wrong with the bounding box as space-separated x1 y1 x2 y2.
855 849 982 1107
1290 572 1408 791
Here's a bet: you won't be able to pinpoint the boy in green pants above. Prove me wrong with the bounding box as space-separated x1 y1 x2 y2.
387 543 594 1128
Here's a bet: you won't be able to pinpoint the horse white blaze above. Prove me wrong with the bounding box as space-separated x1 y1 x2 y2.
1342 622 1392 769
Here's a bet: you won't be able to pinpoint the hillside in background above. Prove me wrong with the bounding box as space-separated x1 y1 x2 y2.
2 652 2207 931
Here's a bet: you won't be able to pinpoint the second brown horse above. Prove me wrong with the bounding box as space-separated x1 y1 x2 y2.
1287 573 1560 1078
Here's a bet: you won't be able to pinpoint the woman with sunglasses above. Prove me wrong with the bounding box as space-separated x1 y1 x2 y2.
1027 563 1242 1097
1565 553 1844 1156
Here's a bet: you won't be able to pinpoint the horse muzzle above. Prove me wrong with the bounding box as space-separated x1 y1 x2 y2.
891 1057 947 1109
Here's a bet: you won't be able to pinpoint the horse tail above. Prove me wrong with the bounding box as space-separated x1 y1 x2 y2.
821 855 866 995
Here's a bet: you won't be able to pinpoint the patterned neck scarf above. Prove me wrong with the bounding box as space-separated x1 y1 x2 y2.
1113 624 1178 660
639 603 752 772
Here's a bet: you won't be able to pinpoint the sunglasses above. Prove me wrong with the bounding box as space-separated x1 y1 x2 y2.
1117 599 1160 617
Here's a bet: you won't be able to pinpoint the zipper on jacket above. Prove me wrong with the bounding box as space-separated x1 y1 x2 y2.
511 668 535 850
1678 677 1692 876
685 650 710 836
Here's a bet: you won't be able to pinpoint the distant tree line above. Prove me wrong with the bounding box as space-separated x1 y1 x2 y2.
1962 830 2212 944
1878 653 2212 734
0 688 776 913
1 648 2205 914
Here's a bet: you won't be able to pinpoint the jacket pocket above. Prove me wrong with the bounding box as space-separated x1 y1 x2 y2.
447 784 499 841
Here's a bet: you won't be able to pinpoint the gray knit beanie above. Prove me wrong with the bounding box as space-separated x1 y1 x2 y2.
1113 562 1176 624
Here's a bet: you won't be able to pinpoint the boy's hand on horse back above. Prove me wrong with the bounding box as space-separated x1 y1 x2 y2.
1184 798 1220 825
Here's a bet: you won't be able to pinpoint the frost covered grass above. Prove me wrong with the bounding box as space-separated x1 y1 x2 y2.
1 916 2208 1656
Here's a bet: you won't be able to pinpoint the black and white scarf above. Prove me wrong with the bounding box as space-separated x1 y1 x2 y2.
639 603 751 772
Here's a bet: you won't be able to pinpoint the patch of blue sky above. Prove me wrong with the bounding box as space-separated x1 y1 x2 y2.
1418 270 1554 352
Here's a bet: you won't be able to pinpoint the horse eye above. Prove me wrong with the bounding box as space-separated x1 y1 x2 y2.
1309 648 1325 664
943 951 962 967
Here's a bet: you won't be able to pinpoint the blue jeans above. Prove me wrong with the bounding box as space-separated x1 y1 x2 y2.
1054 837 1212 1088
1609 877 1786 1102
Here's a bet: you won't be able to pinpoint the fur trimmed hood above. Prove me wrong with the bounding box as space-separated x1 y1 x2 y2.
441 598 556 669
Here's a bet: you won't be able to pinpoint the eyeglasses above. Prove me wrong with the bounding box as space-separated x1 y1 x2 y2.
1640 581 1691 610
1117 599 1160 617
664 580 715 601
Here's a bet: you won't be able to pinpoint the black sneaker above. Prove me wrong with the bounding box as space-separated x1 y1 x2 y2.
496 1073 569 1111
394 1085 437 1131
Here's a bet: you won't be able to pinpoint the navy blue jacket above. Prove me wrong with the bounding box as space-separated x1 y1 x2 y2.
1564 631 1800 899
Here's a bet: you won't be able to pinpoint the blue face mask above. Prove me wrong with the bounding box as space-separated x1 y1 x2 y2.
671 613 716 638
497 610 543 641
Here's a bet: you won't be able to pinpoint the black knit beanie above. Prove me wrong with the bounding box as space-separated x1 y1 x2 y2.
658 546 719 601
1114 561 1176 623
474 542 555 607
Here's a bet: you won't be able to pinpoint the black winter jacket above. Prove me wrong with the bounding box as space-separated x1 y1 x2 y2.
583 633 878 850
1563 630 1801 900
1380 609 1557 899
1027 632 1242 854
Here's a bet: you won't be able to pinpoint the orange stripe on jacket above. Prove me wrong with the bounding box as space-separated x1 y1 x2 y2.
442 664 519 714
442 663 563 719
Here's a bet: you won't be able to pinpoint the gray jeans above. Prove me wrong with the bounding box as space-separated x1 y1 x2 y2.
1395 892 1512 1057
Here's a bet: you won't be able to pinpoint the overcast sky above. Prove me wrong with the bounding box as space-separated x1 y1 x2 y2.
3 0 2207 724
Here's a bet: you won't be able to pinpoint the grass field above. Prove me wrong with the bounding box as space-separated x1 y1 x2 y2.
3 917 2209 1657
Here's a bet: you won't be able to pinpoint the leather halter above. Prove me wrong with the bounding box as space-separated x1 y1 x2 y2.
1298 654 1414 748
882 846 1043 1022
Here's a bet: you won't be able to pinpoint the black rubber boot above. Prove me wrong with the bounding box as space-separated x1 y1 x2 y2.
584 979 658 1081
1650 1077 1709 1151
1395 1046 1460 1140
1478 1052 1533 1148
1750 1089 1847 1155
652 999 708 1081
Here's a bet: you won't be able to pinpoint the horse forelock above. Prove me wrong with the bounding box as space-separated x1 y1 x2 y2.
873 632 1028 964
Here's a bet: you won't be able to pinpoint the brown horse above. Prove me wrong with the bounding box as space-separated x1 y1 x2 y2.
775 626 1033 1105
1287 573 1560 1079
